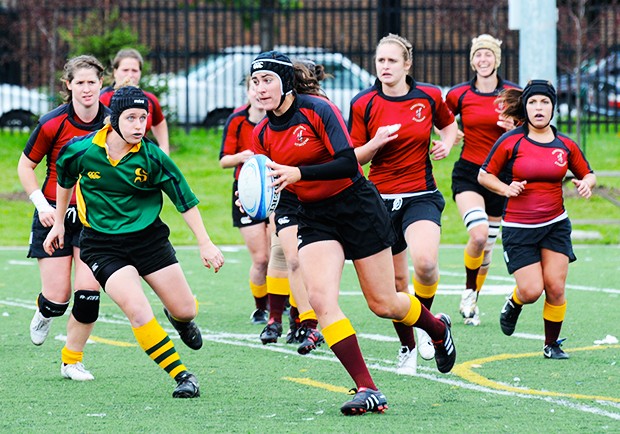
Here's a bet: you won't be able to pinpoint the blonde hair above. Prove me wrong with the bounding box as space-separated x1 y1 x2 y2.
376 33 413 64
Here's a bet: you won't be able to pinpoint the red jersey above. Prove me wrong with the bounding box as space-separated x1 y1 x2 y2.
220 105 259 179
22 102 110 204
253 93 363 203
481 126 593 226
348 77 455 194
446 77 520 166
100 86 165 133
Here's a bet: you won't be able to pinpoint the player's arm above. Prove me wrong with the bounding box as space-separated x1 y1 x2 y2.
42 185 73 255
181 206 224 272
430 120 458 161
354 124 400 165
17 153 55 226
478 169 526 198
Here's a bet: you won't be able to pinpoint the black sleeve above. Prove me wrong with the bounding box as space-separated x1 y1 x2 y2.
298 147 358 181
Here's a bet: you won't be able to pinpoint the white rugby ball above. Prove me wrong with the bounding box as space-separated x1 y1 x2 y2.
238 154 280 220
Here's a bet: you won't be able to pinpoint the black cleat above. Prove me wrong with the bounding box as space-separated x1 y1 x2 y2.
260 321 282 344
250 308 268 325
544 339 570 359
500 298 522 336
340 387 388 415
286 322 300 344
164 308 203 350
432 313 456 374
173 371 200 398
296 327 325 355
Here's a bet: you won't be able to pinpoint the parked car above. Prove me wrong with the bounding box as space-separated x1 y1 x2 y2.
557 49 620 110
149 46 376 126
583 78 620 117
0 83 51 128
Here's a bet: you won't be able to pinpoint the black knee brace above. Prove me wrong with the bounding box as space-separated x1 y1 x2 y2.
37 292 69 318
71 290 100 324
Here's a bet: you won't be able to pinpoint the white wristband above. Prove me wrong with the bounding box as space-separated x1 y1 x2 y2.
29 189 55 214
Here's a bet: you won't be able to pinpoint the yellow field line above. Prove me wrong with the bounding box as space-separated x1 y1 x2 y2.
283 377 350 394
452 344 620 402
89 335 137 347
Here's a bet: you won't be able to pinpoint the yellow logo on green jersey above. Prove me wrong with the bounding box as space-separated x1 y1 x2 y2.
134 168 148 183
87 171 101 179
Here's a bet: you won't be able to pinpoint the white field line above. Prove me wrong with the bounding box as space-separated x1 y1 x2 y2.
2 297 618 420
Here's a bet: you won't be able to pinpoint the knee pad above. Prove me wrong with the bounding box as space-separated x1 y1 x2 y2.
71 290 100 324
462 207 488 232
37 292 69 318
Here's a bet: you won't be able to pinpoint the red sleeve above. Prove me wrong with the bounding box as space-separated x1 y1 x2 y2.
348 92 374 148
434 93 455 130
148 93 165 126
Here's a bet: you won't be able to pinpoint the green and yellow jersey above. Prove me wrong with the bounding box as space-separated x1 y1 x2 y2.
56 125 199 234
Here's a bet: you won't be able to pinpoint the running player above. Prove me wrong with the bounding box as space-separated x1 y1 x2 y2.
250 50 456 415
100 48 170 154
43 85 224 397
17 55 108 381
445 34 520 326
348 34 458 374
479 80 596 359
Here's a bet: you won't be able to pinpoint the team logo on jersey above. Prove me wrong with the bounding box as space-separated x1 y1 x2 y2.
278 216 290 226
410 103 426 122
134 168 148 183
495 100 505 114
87 171 101 179
240 216 252 225
293 125 309 146
552 149 567 167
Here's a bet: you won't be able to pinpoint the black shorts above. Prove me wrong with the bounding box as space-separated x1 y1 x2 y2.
274 189 300 235
451 159 506 217
297 178 397 260
231 180 269 228
501 218 576 274
383 190 445 255
79 218 178 289
27 205 82 258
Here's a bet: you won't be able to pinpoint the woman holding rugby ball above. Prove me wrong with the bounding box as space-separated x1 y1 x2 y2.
250 50 457 415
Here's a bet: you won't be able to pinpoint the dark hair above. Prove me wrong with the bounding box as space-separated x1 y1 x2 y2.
291 61 325 97
60 55 105 103
496 79 557 125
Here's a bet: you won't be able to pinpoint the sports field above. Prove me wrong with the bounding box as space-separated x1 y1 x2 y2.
1 244 618 433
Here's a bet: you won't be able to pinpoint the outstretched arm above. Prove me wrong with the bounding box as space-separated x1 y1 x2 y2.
181 206 224 272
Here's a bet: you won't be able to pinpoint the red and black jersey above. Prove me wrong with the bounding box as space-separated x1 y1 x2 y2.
100 86 165 133
253 93 363 203
348 76 455 194
481 126 593 226
219 105 259 179
22 102 110 204
446 77 520 166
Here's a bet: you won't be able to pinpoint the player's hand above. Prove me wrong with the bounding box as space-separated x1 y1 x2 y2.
430 139 452 160
504 180 527 197
369 124 401 151
42 223 65 256
238 149 255 164
572 178 593 199
199 241 224 273
267 162 301 193
497 114 517 131
38 210 55 228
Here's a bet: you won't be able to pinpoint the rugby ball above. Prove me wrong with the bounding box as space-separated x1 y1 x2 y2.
238 154 280 220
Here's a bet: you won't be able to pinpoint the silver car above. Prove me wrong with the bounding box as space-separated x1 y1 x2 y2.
149 45 375 126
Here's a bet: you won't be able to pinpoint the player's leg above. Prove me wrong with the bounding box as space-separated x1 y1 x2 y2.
541 245 571 359
354 247 455 374
391 250 417 373
238 222 270 323
455 191 488 325
30 256 72 345
299 240 386 414
61 247 100 381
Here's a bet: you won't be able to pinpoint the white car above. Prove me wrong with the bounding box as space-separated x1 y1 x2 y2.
0 83 51 128
149 46 375 126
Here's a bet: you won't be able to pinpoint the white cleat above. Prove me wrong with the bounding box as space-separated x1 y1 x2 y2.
459 289 478 319
30 310 53 346
396 346 417 375
464 305 481 326
415 328 436 360
61 362 95 381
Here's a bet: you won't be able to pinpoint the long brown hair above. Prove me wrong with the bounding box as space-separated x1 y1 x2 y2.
496 88 526 124
60 55 105 103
